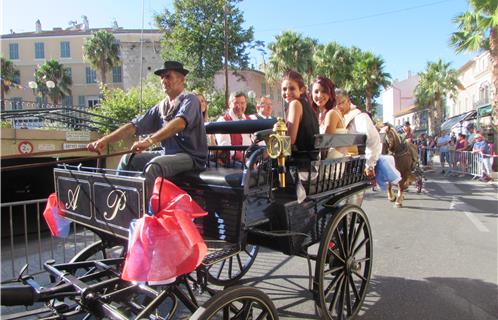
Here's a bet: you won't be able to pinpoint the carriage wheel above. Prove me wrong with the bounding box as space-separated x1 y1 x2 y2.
314 205 372 320
190 285 278 320
69 240 125 263
206 244 259 286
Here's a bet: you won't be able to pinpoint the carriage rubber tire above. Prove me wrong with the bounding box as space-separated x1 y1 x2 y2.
206 244 259 286
314 205 373 320
190 285 278 320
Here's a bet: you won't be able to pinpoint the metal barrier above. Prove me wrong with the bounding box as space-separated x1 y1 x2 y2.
447 150 488 178
1 198 97 282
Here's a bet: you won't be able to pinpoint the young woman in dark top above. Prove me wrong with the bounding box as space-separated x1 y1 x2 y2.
281 70 319 159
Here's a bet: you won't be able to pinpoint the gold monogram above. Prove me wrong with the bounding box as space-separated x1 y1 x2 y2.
66 185 81 210
104 190 127 221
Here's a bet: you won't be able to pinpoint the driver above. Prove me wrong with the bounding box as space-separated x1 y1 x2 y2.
87 61 208 197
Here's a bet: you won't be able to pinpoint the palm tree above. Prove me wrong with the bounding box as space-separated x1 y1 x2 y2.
415 59 461 135
450 0 498 160
313 42 354 88
83 30 120 87
1 57 20 111
34 59 72 106
266 31 317 84
351 50 391 113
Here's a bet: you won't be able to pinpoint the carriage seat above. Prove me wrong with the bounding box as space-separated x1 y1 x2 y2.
172 166 268 190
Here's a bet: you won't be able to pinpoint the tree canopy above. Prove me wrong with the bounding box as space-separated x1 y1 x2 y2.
83 30 121 87
155 0 258 90
1 57 20 111
34 59 72 105
414 59 461 135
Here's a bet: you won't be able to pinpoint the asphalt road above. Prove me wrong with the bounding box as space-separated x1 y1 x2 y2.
238 170 498 320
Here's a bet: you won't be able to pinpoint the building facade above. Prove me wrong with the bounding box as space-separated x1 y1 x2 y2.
1 18 162 110
381 72 420 126
446 51 493 134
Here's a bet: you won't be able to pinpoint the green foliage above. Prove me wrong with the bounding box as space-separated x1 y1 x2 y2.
154 0 258 91
0 120 12 128
1 57 20 93
90 75 164 134
34 59 72 105
83 30 121 86
266 31 317 84
313 42 354 88
415 59 461 135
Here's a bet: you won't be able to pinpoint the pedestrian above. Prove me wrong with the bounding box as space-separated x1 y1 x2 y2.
403 121 413 143
418 134 428 166
472 134 493 182
455 133 468 177
87 61 208 199
436 131 451 174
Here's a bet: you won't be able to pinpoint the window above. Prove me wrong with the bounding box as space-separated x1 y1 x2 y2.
34 42 45 59
9 43 19 59
261 80 267 96
11 97 22 110
112 66 122 83
62 96 73 107
78 96 86 108
36 96 48 108
85 67 97 83
87 97 100 108
60 41 71 58
269 86 274 99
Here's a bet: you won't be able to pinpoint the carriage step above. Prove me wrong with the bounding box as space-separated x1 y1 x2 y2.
202 246 241 266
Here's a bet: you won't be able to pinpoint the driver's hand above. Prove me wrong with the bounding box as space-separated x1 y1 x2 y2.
365 167 375 178
130 140 151 153
87 139 107 153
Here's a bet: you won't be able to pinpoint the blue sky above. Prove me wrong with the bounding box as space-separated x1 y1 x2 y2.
2 0 475 81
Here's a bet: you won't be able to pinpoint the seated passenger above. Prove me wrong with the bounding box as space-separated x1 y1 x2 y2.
281 70 319 161
311 76 348 158
87 61 208 198
215 91 252 165
336 88 381 177
249 96 274 120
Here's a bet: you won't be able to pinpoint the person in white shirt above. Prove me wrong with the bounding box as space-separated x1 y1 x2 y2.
215 91 252 164
335 88 381 177
250 96 274 120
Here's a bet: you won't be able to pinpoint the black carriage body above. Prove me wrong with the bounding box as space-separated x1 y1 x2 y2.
54 168 146 241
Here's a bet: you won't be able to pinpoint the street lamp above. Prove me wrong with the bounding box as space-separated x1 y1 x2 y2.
46 80 55 89
28 81 38 94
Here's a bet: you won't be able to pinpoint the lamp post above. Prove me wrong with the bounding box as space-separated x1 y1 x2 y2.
28 81 38 94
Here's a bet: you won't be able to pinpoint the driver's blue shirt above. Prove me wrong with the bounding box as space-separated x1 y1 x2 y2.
131 92 208 169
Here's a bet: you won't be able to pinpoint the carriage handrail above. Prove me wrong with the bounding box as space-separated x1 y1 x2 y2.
205 119 276 134
314 133 367 149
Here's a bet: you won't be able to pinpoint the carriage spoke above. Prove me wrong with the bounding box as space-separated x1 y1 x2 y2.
228 256 233 278
352 270 367 282
353 237 370 257
324 272 344 297
328 248 346 264
335 227 347 261
342 218 350 258
255 309 269 320
236 253 243 271
345 273 352 316
350 220 365 256
348 273 361 302
236 300 255 319
216 259 227 279
328 273 345 313
354 257 370 263
348 212 358 255
324 265 343 276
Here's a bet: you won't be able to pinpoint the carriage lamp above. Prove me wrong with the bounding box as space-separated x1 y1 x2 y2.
265 118 291 187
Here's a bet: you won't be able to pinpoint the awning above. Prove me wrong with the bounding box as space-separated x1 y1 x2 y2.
440 110 476 132
477 104 492 117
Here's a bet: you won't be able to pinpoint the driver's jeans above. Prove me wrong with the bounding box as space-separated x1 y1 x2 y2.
116 151 194 201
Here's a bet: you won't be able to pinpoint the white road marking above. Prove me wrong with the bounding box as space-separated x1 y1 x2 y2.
449 196 490 232
464 211 490 232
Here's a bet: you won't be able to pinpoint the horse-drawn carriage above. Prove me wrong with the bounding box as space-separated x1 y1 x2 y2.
1 119 373 319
